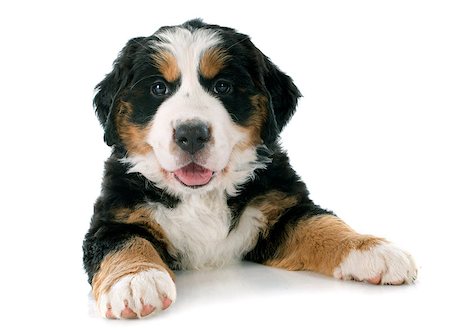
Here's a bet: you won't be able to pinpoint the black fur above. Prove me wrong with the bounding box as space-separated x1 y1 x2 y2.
94 37 144 146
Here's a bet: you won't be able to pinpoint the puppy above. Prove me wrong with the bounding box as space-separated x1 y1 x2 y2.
83 19 417 319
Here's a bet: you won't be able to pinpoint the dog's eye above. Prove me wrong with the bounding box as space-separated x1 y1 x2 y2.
213 80 233 95
151 81 169 96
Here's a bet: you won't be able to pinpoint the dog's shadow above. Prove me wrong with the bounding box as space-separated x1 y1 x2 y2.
174 261 341 307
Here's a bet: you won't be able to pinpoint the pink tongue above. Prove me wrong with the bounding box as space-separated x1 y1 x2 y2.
174 163 213 186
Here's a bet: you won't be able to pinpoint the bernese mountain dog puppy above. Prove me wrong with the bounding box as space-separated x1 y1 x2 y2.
83 19 417 319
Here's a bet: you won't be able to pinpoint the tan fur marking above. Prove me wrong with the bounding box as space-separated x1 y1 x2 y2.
114 206 175 255
236 95 268 150
92 237 175 301
152 51 180 82
265 214 384 276
199 48 230 79
114 206 156 224
249 191 297 237
116 101 152 155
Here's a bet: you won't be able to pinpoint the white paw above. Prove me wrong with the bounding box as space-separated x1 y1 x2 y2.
334 242 417 285
98 268 176 319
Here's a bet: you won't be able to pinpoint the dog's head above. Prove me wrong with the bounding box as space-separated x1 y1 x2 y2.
95 19 300 196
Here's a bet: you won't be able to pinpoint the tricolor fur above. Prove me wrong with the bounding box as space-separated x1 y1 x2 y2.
83 19 417 319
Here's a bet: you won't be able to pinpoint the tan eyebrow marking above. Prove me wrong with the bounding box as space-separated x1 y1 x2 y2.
151 50 181 82
199 48 230 79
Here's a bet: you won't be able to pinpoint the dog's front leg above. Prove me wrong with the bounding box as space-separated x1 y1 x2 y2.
84 234 176 319
248 212 417 285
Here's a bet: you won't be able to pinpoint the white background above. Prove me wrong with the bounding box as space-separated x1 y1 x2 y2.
1 0 449 332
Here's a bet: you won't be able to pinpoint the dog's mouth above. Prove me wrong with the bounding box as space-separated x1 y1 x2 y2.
173 163 215 188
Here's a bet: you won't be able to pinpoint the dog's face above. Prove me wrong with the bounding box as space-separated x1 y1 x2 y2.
95 20 300 196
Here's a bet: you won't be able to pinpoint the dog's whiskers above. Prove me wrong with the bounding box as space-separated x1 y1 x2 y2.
224 36 251 52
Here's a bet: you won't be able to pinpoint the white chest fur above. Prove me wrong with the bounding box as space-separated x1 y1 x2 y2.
151 190 264 269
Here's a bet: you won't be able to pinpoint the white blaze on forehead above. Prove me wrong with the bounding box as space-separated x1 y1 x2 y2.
153 27 222 84
153 27 224 108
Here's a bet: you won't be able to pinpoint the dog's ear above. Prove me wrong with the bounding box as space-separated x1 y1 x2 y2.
261 56 302 132
94 37 144 146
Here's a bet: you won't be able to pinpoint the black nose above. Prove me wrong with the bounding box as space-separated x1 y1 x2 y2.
174 121 210 154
